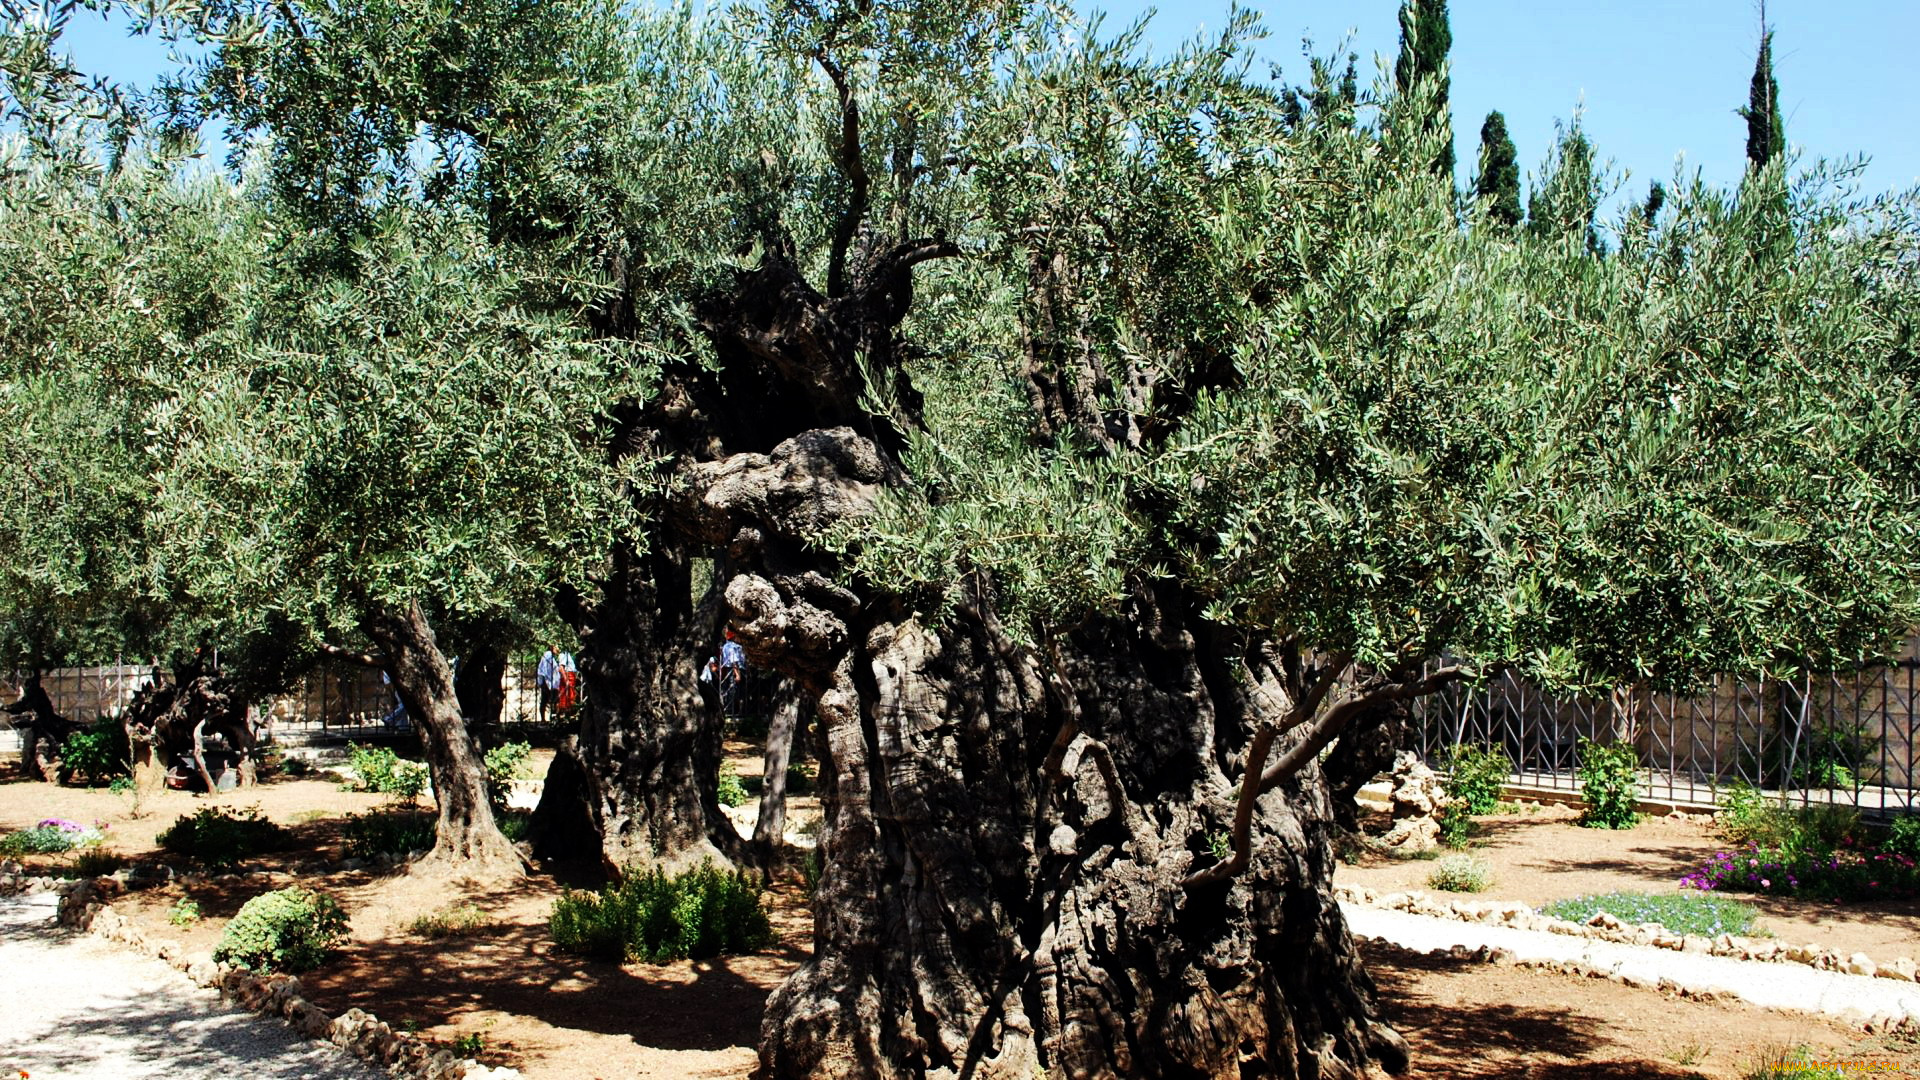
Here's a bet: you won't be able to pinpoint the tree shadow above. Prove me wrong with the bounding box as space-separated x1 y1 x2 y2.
292 878 808 1068
1364 942 1710 1080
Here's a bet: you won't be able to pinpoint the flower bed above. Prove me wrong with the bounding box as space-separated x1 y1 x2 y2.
1680 842 1920 901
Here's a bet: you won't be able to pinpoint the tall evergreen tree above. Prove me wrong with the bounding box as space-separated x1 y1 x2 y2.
1741 22 1785 169
1394 0 1454 178
1528 119 1605 255
1475 110 1523 227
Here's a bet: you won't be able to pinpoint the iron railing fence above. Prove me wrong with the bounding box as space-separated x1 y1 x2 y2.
1411 656 1920 819
2 660 570 740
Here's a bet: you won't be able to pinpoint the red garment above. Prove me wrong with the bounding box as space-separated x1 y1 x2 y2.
556 668 580 711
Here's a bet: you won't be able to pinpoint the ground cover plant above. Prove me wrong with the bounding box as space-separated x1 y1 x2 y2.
1542 891 1758 937
407 902 492 939
1684 794 1920 900
549 862 773 963
213 886 350 974
0 818 104 856
157 806 288 869
1427 855 1493 893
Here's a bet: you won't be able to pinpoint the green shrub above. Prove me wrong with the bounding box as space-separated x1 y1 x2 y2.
1718 790 1863 858
1577 738 1640 829
341 810 435 861
57 719 129 786
1426 854 1492 892
407 902 491 939
344 744 429 801
498 811 530 843
1541 891 1758 937
169 897 203 926
213 886 349 973
70 849 124 877
549 861 774 963
716 766 749 809
1885 815 1920 858
158 806 289 868
1437 803 1474 847
0 822 98 856
483 741 533 806
1441 743 1511 815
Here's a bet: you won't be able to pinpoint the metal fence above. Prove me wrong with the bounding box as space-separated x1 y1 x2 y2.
1 660 560 741
1411 640 1920 819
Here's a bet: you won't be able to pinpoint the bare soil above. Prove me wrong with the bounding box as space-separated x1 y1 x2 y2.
1338 802 1920 962
4 772 1918 1077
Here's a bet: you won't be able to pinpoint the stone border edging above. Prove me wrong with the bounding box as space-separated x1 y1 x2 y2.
1337 884 1920 984
1351 935 1920 1036
1 871 516 1080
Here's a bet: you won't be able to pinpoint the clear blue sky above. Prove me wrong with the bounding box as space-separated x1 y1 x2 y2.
1092 1 1919 215
55 1 1920 216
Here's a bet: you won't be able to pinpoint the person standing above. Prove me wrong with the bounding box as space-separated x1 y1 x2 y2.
536 644 575 723
718 629 747 718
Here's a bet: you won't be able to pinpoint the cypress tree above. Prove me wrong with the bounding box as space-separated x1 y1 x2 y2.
1643 181 1666 226
1394 0 1454 178
1741 27 1785 169
1528 121 1603 255
1475 110 1523 228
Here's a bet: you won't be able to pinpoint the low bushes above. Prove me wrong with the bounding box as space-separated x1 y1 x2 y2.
1576 738 1640 829
344 744 428 802
158 806 289 868
1438 743 1510 846
550 862 773 963
341 809 435 861
1683 793 1920 901
0 818 104 856
407 902 492 939
57 719 129 786
213 886 349 973
484 741 533 807
1426 854 1492 893
1541 891 1757 937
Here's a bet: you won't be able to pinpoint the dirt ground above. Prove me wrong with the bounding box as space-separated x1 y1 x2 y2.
4 769 1918 1078
1337 802 1920 962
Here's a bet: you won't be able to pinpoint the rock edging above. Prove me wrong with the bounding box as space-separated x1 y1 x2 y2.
1337 884 1920 985
4 872 516 1080
1356 936 1919 1035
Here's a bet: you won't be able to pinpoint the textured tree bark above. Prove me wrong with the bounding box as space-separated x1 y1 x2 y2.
364 602 525 882
745 591 1406 1080
752 680 806 860
662 424 1405 1079
121 674 253 790
530 541 742 874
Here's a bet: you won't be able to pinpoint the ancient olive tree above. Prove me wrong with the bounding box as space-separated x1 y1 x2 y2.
142 203 636 879
640 12 1918 1080
59 0 1920 1074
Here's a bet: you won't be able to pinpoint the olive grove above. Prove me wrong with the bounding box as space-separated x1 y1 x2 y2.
3 0 1918 1076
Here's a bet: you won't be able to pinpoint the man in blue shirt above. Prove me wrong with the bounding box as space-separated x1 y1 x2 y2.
718 630 746 717
536 644 575 722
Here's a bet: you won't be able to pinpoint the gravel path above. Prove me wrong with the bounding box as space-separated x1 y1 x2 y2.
1343 901 1920 1024
0 893 383 1080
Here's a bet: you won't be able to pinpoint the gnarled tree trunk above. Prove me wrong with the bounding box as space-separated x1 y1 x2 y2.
364 602 524 882
530 542 742 874
752 678 807 860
